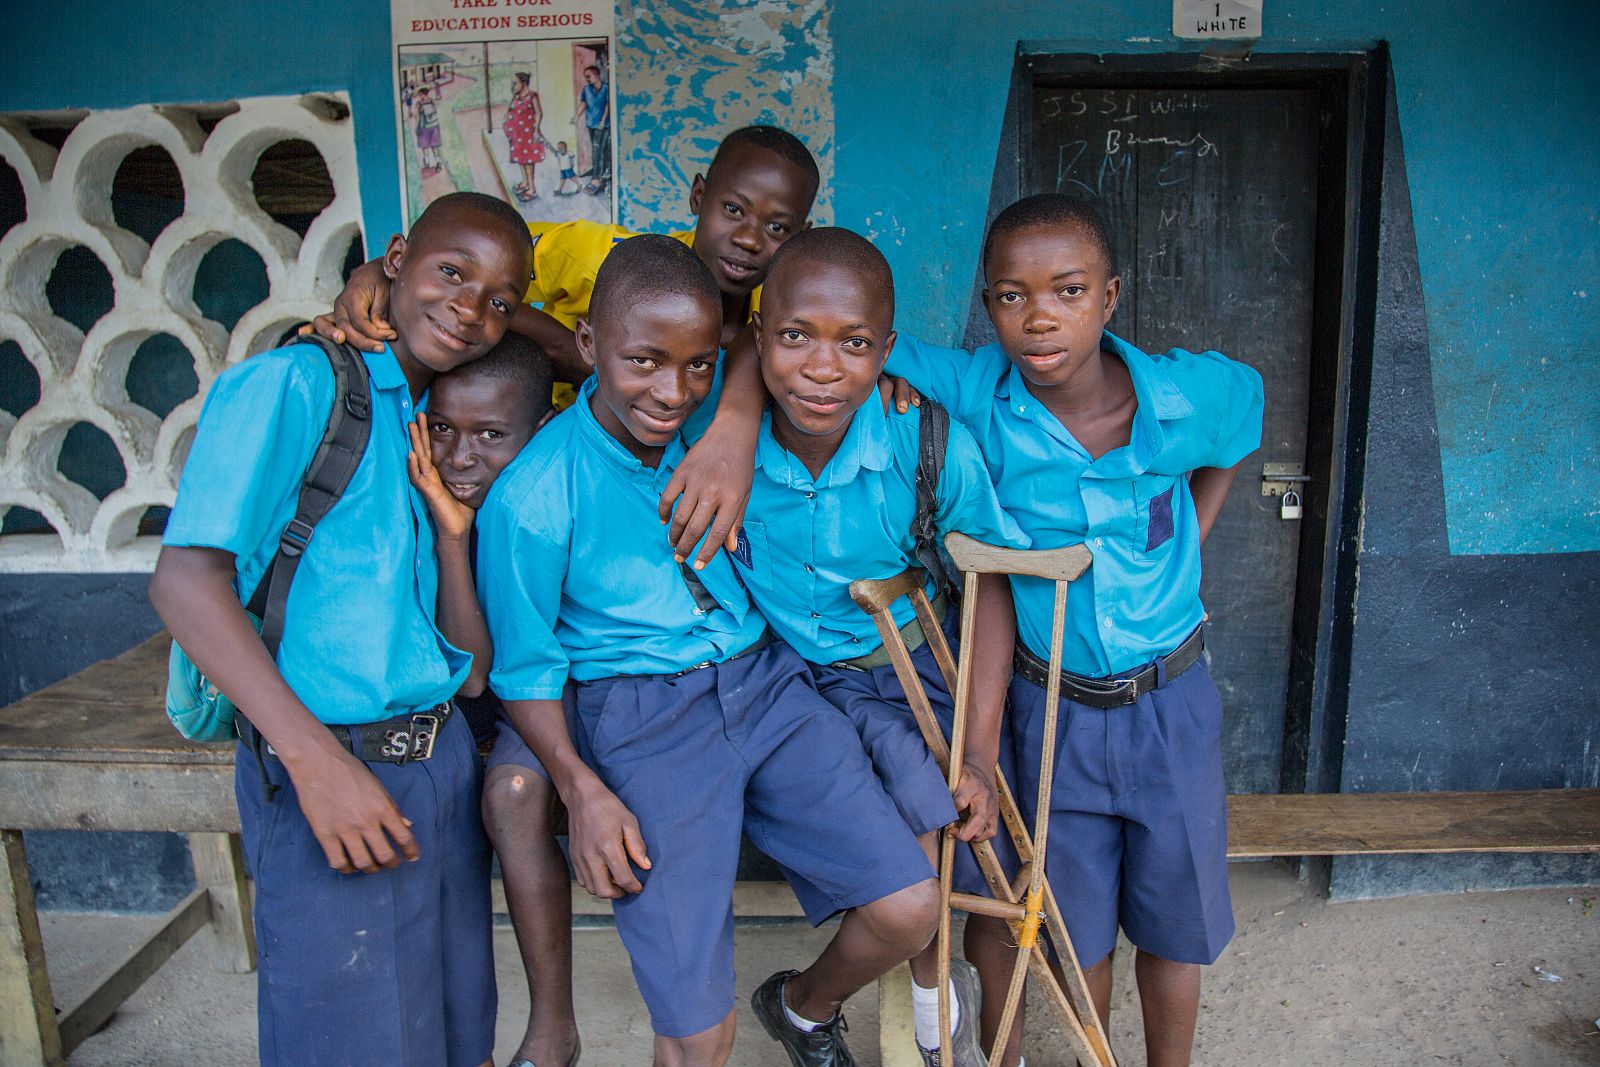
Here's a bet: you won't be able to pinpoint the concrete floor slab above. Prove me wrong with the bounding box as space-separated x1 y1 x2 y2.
38 864 1600 1066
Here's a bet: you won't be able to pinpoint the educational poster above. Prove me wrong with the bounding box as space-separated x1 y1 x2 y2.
391 0 616 229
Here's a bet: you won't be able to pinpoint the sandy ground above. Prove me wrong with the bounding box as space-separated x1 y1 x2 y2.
41 863 1599 1066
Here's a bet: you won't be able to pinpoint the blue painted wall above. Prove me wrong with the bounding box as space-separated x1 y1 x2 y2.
829 0 1600 557
3 1 1597 905
7 1 1593 552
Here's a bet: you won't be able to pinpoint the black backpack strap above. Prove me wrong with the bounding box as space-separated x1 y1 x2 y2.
912 400 956 597
246 335 373 658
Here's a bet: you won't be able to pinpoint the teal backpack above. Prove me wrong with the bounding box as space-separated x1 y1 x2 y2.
165 335 372 741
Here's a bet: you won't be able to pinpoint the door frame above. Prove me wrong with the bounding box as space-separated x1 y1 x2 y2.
995 46 1389 804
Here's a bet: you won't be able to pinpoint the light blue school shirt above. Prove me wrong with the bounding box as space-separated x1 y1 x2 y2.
477 376 767 699
886 331 1263 677
731 399 1028 664
163 343 470 724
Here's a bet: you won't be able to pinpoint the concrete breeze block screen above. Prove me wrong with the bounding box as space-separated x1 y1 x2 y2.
0 94 362 573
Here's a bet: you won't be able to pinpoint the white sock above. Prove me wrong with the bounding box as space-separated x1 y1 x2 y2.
911 977 961 1050
782 982 829 1033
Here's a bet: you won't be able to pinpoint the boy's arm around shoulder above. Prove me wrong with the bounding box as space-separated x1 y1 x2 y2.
659 322 761 570
474 456 653 899
152 351 417 875
884 333 1007 428
930 414 1030 553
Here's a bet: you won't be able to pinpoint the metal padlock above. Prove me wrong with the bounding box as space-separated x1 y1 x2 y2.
1280 489 1303 520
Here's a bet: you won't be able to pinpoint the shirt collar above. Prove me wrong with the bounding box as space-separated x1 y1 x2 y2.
989 332 1197 470
573 376 687 476
368 345 411 392
991 332 1195 417
756 398 892 489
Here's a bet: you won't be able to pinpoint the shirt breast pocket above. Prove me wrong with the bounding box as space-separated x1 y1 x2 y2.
734 520 767 572
1139 477 1178 553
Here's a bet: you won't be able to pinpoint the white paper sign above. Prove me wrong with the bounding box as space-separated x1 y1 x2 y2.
1174 0 1263 39
391 0 617 228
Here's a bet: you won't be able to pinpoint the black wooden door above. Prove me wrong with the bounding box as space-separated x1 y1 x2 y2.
1028 86 1320 794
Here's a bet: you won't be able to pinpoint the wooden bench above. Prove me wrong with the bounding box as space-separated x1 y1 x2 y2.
3 634 1597 1066
0 635 247 1067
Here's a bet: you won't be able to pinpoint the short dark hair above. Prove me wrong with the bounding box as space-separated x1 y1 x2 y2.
765 227 894 323
409 191 532 264
445 332 553 429
707 125 819 197
590 234 720 333
982 194 1116 280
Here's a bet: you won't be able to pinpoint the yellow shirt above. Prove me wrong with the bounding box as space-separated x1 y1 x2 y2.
523 220 762 410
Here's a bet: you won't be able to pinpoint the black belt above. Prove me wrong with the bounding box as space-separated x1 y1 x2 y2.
1013 625 1204 709
239 702 456 764
665 629 772 678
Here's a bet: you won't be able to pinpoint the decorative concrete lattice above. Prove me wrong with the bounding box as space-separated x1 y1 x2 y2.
0 94 362 573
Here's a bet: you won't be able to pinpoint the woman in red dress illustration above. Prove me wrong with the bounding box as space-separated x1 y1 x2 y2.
503 72 545 201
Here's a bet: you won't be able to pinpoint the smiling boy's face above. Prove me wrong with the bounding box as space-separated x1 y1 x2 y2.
756 257 894 444
982 221 1120 390
689 143 816 299
576 288 722 465
426 373 541 508
382 207 532 381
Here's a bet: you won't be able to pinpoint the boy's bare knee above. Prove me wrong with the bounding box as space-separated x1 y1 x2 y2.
482 765 550 824
863 878 941 954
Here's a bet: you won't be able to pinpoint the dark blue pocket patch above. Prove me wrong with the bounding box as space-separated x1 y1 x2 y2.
1146 485 1175 551
732 527 753 568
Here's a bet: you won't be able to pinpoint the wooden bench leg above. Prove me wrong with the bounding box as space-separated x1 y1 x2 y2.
1108 928 1135 1017
188 833 255 973
0 829 64 1066
878 961 920 1067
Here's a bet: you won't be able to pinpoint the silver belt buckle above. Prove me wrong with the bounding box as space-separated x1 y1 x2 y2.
410 713 439 760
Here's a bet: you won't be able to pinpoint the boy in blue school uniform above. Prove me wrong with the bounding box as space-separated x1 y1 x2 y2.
883 195 1263 1067
149 192 536 1067
716 227 1029 1066
401 338 587 1067
477 234 939 1067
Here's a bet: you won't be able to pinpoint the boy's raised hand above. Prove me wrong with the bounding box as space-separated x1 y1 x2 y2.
304 257 395 354
878 373 922 415
407 412 475 541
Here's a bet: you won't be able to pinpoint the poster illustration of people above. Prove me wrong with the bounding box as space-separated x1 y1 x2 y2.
391 0 616 229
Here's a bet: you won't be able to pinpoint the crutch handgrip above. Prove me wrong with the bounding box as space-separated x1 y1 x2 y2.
943 532 1092 581
848 569 927 614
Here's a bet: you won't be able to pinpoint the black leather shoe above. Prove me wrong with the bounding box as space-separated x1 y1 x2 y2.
751 970 858 1066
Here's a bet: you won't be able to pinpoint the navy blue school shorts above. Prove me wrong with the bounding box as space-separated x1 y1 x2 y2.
1008 658 1235 969
483 683 579 779
572 641 934 1038
806 610 1020 901
235 709 496 1067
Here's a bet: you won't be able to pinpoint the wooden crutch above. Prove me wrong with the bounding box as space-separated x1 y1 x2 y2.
848 532 1113 1067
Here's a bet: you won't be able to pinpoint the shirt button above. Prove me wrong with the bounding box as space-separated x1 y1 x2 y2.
810 612 821 620
805 491 816 500
804 563 815 573
1103 616 1113 628
692 608 706 616
1094 537 1104 548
